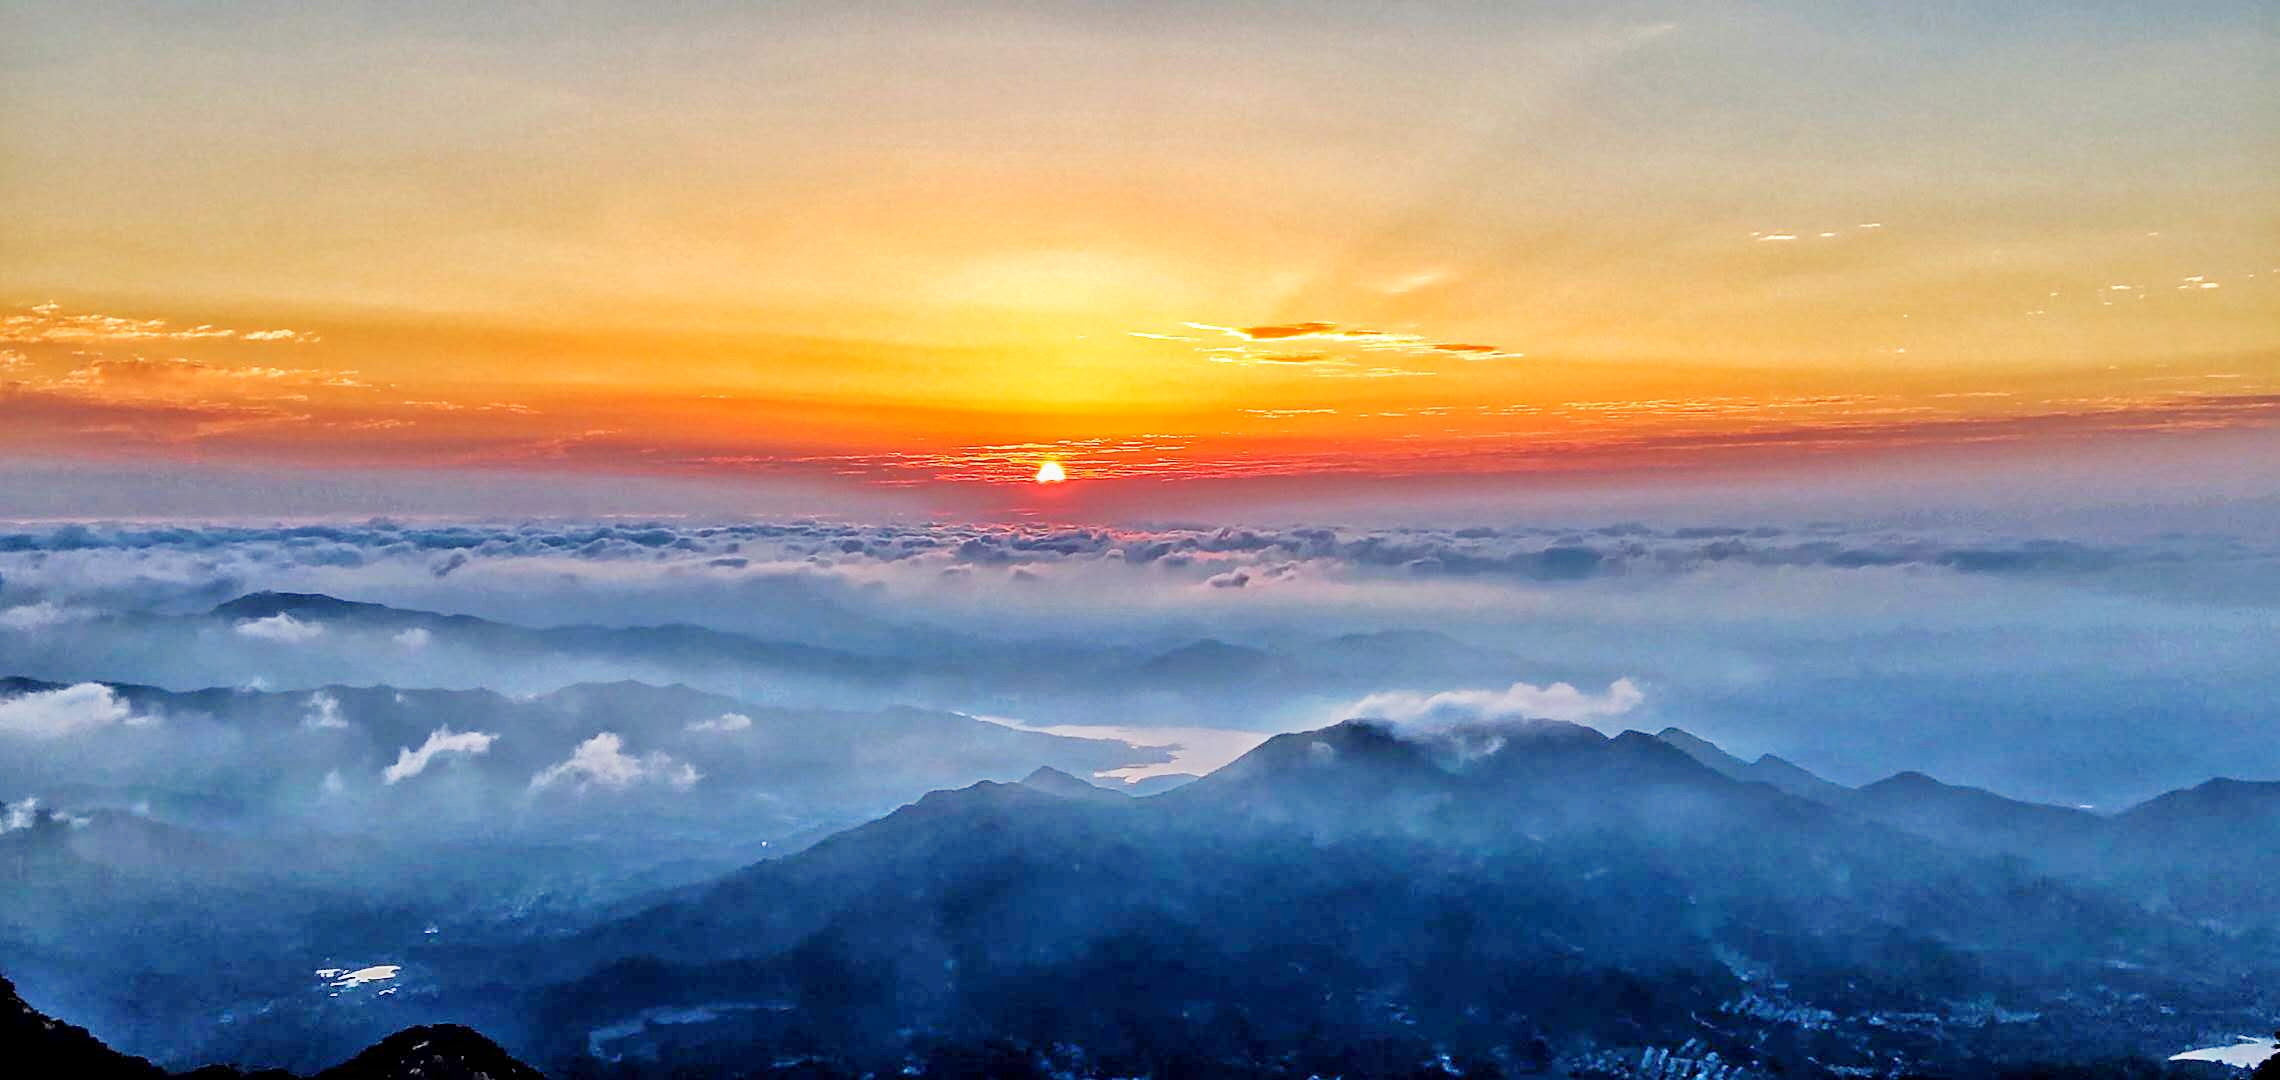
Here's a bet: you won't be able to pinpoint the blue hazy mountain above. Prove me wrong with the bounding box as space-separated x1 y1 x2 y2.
483 720 2271 1077
1659 726 2280 933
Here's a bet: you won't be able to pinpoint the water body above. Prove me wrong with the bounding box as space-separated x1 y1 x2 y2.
2171 1037 2279 1069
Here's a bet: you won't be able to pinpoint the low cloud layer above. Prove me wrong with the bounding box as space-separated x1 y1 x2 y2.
688 712 752 733
1344 678 1646 730
0 516 2274 808
236 613 326 644
530 732 700 793
0 683 145 739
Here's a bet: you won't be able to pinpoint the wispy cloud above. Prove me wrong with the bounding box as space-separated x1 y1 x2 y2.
381 726 498 784
2 302 316 345
1181 321 1524 361
687 712 753 733
1342 678 1646 730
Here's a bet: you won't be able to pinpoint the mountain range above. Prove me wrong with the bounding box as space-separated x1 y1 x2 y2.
1653 724 2280 933
10 714 2279 1075
7 592 2279 1077
452 719 2276 1077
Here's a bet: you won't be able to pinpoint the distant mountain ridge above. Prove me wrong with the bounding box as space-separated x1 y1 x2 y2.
210 591 900 685
147 591 1548 725
1651 725 2280 930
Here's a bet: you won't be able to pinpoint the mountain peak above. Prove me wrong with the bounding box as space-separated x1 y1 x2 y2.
1132 638 1280 682
1866 770 1946 792
1020 766 1129 802
1605 729 1735 780
1653 727 1750 778
1189 719 1440 795
314 1023 544 1080
2123 776 2280 822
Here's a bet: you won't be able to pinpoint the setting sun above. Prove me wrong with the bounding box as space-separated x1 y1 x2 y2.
1034 460 1067 484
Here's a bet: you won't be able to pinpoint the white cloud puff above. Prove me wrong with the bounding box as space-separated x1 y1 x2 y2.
381 726 497 784
235 613 325 643
530 732 700 792
0 683 147 738
391 627 432 649
1342 677 1645 730
0 602 92 632
303 690 348 730
687 712 752 733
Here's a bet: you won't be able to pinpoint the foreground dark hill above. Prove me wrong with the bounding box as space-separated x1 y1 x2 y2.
509 720 2270 1077
3 972 166 1079
2 974 538 1080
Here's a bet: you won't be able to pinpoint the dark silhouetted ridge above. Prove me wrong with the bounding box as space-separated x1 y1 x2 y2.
312 1024 543 1080
211 592 393 621
1 973 165 1079
2 972 539 1079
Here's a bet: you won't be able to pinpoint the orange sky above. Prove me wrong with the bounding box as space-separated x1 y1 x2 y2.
2 4 2273 510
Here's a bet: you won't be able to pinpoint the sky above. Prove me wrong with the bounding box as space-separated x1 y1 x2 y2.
2 1 2275 518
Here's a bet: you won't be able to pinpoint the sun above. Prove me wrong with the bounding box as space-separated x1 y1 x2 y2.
1034 460 1067 484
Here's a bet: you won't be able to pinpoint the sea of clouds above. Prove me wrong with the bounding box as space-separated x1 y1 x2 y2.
2 517 2276 807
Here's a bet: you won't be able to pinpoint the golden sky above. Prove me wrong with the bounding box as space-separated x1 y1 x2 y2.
2 3 2274 510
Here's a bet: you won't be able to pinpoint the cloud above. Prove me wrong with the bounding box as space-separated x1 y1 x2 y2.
530 732 700 792
1178 321 1522 362
1212 321 1346 341
0 386 304 446
235 612 325 643
1342 678 1646 730
0 799 79 833
381 726 498 784
0 514 2272 810
0 602 91 631
1189 321 1412 345
392 627 433 649
53 356 350 391
687 712 752 733
303 690 348 730
0 683 146 738
1 302 315 345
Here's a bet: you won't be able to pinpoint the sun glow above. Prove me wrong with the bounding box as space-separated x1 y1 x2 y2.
1034 460 1067 484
